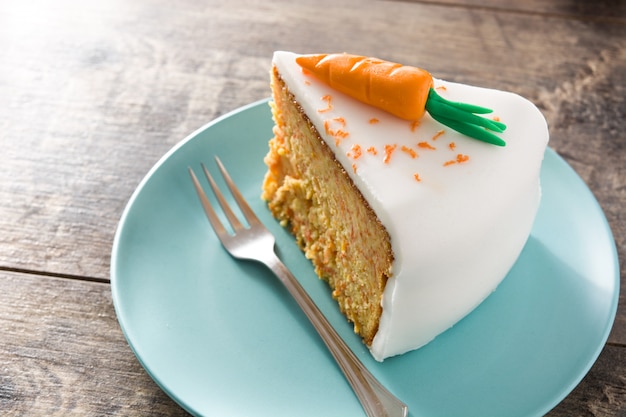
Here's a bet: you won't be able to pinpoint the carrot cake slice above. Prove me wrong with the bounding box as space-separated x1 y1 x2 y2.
262 51 549 361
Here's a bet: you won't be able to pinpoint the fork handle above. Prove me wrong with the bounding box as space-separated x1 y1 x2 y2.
264 253 408 417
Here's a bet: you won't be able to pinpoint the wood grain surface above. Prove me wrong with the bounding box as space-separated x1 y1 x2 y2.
0 0 624 415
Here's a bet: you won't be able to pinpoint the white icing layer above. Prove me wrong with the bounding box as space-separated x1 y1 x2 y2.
272 51 549 361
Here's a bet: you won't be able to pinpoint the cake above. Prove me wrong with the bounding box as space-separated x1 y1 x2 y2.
262 51 549 361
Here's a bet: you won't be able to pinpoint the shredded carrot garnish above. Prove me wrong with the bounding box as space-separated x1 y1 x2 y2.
352 163 358 174
367 146 378 155
401 145 418 158
318 94 333 113
369 118 380 124
383 144 397 164
431 129 445 140
449 141 456 151
436 85 447 92
410 120 420 132
418 141 436 150
493 116 501 122
323 120 332 135
324 117 349 145
347 144 363 160
414 173 422 182
304 80 311 86
444 153 470 166
334 131 349 146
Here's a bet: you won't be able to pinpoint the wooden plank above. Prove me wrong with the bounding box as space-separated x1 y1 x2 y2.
0 0 271 280
548 344 626 416
0 269 623 415
0 270 188 416
389 0 626 22
0 1 623 416
2 0 623 347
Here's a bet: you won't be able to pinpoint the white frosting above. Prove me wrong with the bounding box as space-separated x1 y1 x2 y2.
272 51 549 361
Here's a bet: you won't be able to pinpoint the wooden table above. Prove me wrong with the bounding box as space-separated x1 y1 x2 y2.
1 0 624 415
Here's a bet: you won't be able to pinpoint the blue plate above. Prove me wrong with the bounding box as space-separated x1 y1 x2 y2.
111 99 619 417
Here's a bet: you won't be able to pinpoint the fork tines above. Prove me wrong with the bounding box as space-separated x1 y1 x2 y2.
188 157 262 236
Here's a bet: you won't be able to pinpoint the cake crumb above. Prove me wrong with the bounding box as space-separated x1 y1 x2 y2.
367 146 378 155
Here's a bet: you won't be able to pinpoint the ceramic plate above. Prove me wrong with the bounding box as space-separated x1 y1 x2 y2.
111 99 619 417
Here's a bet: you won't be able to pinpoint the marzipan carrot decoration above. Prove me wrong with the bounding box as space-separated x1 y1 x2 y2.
296 53 507 146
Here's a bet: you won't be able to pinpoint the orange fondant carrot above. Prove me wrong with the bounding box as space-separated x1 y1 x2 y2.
297 53 508 146
296 53 434 120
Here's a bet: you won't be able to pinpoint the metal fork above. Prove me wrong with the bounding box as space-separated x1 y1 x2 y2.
188 157 408 417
